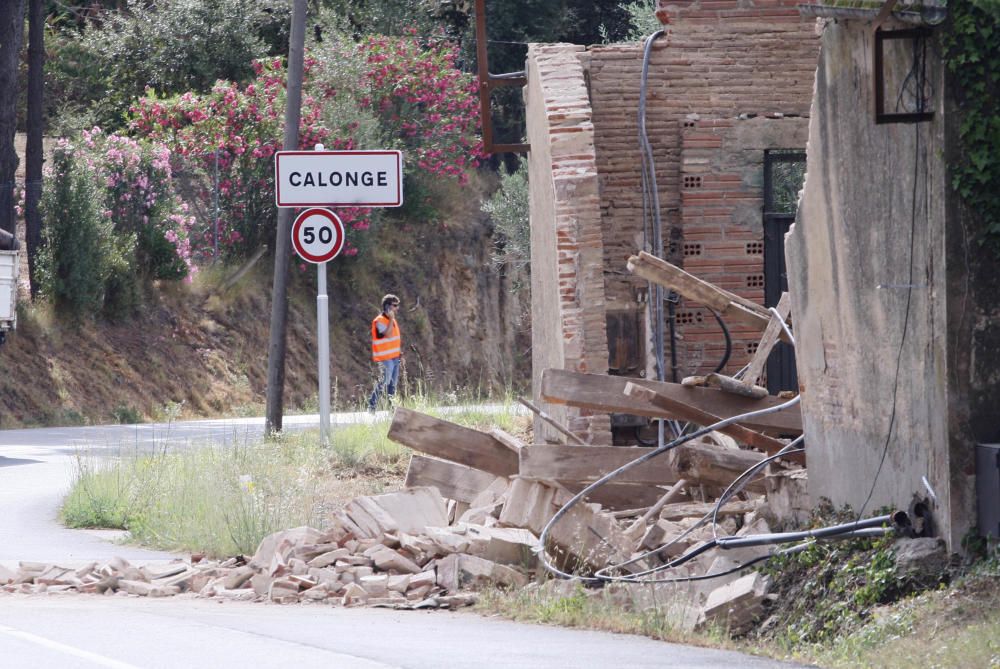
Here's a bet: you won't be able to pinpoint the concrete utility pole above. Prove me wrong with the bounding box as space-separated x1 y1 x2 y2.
265 0 308 436
25 0 43 297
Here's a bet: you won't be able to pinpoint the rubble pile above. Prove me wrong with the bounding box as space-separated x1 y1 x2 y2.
2 257 814 631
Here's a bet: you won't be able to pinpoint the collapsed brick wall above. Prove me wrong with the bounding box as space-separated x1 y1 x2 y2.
525 44 612 444
526 1 818 443
592 0 818 318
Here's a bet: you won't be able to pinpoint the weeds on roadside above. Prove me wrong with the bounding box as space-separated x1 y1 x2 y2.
62 432 325 557
61 391 526 557
476 580 718 648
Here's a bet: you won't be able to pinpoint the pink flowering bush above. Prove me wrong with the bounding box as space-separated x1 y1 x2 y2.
79 128 197 280
128 31 483 262
131 58 368 261
38 130 196 318
350 31 487 185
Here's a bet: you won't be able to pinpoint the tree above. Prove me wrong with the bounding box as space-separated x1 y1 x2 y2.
25 0 43 295
0 0 26 236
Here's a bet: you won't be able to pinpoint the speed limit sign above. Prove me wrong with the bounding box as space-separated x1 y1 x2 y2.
291 208 346 264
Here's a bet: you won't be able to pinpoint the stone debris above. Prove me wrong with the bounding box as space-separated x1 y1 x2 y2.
696 572 771 634
0 486 536 611
3 394 810 632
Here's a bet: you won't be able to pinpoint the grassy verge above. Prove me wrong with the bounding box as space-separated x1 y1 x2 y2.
61 395 527 558
790 560 1000 668
476 580 732 649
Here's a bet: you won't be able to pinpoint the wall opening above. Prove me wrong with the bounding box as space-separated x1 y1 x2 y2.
763 149 805 393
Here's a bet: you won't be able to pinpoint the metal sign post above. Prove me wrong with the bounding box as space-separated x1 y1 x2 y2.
276 144 403 447
290 206 345 446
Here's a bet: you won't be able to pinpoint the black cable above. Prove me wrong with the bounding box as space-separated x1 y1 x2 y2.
537 393 802 582
708 308 732 374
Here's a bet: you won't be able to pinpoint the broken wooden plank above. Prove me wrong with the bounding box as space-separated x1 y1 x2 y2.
742 292 792 387
388 408 519 477
560 481 675 511
541 369 801 436
489 428 525 453
404 455 500 505
519 445 678 486
624 479 688 541
624 383 798 461
519 443 767 493
705 373 769 400
628 251 765 315
627 252 790 342
665 442 768 493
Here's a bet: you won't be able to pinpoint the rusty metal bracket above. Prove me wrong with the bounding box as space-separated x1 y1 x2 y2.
475 0 529 154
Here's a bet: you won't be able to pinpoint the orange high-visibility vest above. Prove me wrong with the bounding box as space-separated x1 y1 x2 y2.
371 314 401 361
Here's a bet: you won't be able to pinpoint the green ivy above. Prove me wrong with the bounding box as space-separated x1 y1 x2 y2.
942 0 1000 243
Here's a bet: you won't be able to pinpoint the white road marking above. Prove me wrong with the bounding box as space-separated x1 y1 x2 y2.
0 623 143 669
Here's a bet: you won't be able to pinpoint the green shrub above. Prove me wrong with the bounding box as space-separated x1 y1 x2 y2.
69 0 289 129
37 146 119 318
483 159 529 278
38 131 195 321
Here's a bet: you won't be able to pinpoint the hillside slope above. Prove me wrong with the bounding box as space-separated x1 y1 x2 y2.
0 177 529 427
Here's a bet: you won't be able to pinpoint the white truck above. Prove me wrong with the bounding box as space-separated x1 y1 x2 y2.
0 228 18 347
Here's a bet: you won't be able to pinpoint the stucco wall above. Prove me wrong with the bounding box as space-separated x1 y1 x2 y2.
784 20 956 545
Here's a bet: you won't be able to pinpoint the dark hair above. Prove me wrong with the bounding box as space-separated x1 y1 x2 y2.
382 294 400 310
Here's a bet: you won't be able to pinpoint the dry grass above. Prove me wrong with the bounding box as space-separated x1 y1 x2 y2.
476 580 734 651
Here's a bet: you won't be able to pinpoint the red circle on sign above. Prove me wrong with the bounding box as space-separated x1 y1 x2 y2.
291 208 346 264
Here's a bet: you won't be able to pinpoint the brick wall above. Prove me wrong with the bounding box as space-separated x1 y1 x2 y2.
590 1 818 350
526 44 612 444
677 116 809 377
525 2 818 441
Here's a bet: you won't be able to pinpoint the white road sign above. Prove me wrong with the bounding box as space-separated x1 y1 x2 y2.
275 150 403 207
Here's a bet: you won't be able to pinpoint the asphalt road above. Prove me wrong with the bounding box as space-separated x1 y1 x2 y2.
0 596 806 669
0 415 810 669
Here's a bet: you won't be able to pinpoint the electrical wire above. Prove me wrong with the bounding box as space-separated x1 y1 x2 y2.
711 438 805 540
537 393 802 583
708 308 732 374
638 30 667 450
596 441 805 580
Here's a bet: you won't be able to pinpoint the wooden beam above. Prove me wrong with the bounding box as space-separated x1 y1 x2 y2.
404 454 500 505
519 445 678 486
625 479 688 540
541 368 802 435
706 373 768 400
388 408 519 477
561 482 673 511
628 251 763 315
627 252 791 343
624 383 802 463
519 443 767 493
743 292 792 387
665 442 767 493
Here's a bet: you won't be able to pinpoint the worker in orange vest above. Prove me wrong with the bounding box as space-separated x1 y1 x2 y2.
368 294 402 411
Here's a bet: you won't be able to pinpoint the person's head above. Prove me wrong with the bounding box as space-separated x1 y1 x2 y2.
381 294 400 315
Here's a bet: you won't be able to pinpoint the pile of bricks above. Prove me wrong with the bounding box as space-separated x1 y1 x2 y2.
0 486 541 609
